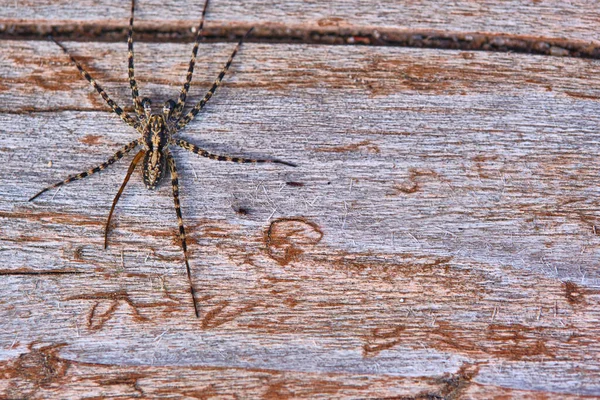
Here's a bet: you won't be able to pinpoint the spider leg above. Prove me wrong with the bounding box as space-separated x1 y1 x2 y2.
104 150 145 249
174 138 296 167
170 0 211 121
176 27 254 130
49 37 141 131
128 0 144 117
29 140 140 202
166 151 200 318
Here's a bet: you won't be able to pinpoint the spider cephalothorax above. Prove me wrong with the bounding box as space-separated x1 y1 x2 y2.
29 0 295 318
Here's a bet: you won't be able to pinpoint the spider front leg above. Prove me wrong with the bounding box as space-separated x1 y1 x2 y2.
166 151 200 318
50 37 141 131
29 140 140 201
127 0 145 117
173 138 296 167
170 0 211 121
176 27 254 130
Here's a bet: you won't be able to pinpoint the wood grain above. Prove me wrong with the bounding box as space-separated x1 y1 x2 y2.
1 0 599 41
1 0 600 60
1 8 600 400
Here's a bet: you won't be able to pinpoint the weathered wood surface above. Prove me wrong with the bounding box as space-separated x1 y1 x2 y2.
2 0 600 60
2 1 600 399
2 0 600 42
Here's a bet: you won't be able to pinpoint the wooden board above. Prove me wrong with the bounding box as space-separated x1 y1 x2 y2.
2 0 600 59
1 2 600 399
1 0 599 41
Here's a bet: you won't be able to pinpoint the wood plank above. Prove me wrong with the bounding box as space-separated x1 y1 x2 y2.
1 0 600 45
2 40 600 397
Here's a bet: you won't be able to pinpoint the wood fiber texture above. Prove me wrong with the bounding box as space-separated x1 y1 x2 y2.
1 1 600 399
1 0 599 41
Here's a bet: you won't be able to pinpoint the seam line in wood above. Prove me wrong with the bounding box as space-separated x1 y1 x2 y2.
1 24 598 59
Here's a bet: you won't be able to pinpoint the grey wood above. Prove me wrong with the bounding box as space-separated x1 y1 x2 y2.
1 0 600 43
1 39 600 398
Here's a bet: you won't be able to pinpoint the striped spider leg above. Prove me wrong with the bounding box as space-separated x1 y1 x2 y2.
29 0 296 318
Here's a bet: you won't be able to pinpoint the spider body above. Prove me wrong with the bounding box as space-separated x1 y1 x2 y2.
142 107 171 189
29 0 295 318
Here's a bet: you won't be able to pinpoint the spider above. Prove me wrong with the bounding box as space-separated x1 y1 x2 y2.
29 0 296 318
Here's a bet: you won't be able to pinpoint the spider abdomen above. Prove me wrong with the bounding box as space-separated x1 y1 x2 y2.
142 115 169 189
143 149 166 189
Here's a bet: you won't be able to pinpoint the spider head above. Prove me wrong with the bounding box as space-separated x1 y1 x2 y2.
163 100 176 120
141 97 152 117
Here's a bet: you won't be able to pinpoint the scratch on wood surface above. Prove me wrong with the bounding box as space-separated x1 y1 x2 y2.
0 269 85 276
201 300 259 330
264 217 324 266
391 168 439 195
0 210 103 227
313 139 380 154
66 291 149 330
100 376 145 397
363 326 406 357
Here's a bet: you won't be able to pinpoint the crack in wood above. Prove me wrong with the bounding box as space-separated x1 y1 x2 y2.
1 23 598 59
0 269 86 276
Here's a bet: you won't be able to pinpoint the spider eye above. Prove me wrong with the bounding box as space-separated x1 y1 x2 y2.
163 100 176 111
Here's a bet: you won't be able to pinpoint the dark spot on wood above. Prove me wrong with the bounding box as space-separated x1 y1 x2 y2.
73 246 84 262
564 281 585 305
285 181 305 187
283 297 299 308
79 134 103 145
232 204 251 215
264 218 324 266
0 343 69 398
434 363 480 400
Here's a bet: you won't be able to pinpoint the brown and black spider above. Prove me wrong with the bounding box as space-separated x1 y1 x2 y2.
29 0 296 318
